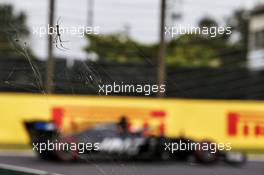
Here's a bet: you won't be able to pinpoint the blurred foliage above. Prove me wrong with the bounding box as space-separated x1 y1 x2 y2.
85 34 157 63
166 16 246 67
0 4 34 59
166 34 220 67
85 9 249 68
227 9 249 58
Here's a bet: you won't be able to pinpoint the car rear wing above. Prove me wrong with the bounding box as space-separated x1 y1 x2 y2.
24 121 59 144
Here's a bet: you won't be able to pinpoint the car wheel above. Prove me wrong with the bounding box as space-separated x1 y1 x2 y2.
224 151 247 166
194 141 220 164
160 150 171 161
54 137 78 162
36 150 56 160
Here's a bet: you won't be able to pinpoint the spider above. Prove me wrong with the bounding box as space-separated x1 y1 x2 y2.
53 17 69 51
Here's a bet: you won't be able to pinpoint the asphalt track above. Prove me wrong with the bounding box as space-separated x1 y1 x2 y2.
0 153 263 175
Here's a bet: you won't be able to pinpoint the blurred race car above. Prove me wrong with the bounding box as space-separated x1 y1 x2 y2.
24 120 246 165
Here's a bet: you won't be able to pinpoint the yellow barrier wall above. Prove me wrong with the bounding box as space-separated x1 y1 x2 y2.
0 93 263 151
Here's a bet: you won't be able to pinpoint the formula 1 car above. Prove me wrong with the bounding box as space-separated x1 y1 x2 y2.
24 120 246 165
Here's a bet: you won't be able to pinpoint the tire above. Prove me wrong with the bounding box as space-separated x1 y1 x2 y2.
224 152 247 166
150 137 171 161
194 141 220 164
36 150 57 161
53 137 78 162
160 150 171 161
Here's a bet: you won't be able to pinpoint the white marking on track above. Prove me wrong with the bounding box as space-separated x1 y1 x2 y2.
0 163 62 175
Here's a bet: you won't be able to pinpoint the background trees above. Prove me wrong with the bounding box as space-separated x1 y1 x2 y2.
85 9 249 68
0 4 32 58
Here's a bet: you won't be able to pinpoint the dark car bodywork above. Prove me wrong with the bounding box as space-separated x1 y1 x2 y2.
24 121 246 164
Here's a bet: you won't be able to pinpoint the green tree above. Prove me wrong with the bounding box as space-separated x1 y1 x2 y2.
166 34 220 67
166 15 249 67
0 4 31 58
226 9 249 67
85 33 157 64
165 17 234 67
85 14 247 68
